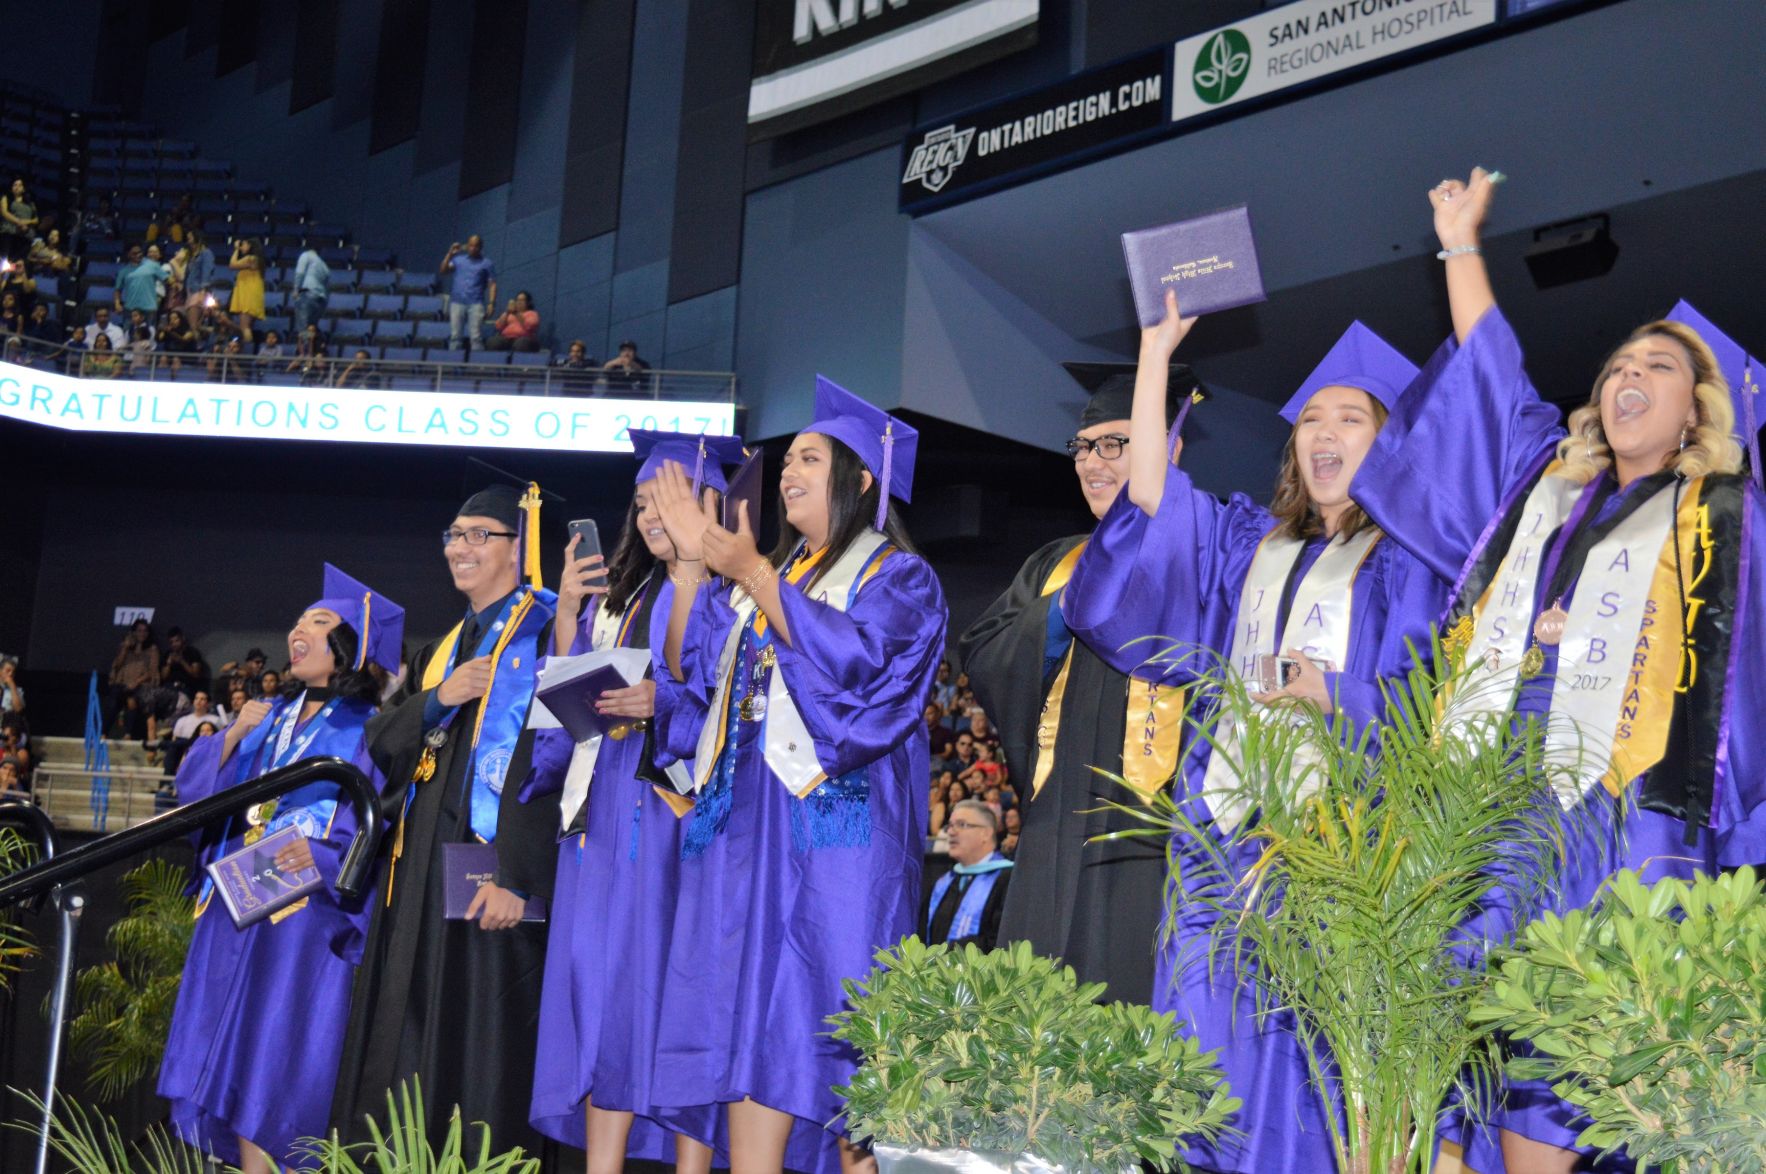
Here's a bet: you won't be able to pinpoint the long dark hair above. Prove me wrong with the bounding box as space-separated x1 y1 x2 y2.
278 623 380 705
769 436 918 591
603 495 659 617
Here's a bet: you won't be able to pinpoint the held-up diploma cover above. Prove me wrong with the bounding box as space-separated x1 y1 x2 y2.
723 449 765 534
535 663 638 744
442 842 547 922
206 825 323 927
1122 205 1266 326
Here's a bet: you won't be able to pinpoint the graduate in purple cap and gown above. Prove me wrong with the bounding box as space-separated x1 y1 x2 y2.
159 565 402 1173
959 360 1206 1006
1359 169 1766 1174
526 430 744 1173
1061 290 1451 1174
647 377 947 1174
331 483 559 1160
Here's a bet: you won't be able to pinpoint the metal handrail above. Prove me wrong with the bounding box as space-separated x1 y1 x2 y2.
0 755 384 908
0 800 83 1174
0 333 737 401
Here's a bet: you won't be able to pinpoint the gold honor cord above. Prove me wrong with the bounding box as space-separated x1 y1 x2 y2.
521 482 545 591
1029 542 1183 803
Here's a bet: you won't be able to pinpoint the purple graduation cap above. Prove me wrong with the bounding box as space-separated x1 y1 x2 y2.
802 375 919 530
1665 300 1763 486
1280 321 1419 424
311 563 405 673
628 428 747 494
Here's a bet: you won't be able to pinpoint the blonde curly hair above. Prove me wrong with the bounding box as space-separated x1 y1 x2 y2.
1555 320 1744 484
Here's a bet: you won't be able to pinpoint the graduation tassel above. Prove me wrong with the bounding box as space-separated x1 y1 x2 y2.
874 421 894 531
520 481 545 590
1745 361 1762 489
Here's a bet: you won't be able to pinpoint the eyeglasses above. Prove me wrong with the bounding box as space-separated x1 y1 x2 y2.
442 527 518 547
947 819 992 832
1065 434 1130 460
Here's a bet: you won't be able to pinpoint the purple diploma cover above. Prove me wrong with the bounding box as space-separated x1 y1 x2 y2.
1121 205 1266 326
536 663 638 744
205 825 323 927
723 449 765 535
442 842 547 922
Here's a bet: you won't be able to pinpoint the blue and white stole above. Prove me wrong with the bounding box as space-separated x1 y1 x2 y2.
927 853 1013 942
424 585 555 841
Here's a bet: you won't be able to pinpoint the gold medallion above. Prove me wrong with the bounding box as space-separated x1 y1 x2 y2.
1520 644 1546 679
413 746 437 784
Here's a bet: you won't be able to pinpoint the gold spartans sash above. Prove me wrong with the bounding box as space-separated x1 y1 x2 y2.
1451 465 1696 807
1200 527 1381 833
1031 541 1186 804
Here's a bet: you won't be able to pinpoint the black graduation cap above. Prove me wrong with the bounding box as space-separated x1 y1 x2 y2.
1062 361 1208 431
458 458 569 590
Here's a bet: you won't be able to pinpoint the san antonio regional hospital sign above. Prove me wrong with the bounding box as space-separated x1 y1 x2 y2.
0 361 737 453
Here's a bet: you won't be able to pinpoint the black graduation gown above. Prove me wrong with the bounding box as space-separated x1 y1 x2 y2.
329 618 559 1160
958 535 1165 1005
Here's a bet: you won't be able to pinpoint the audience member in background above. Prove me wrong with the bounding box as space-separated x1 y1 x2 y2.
21 302 55 348
225 687 249 721
1002 808 1022 857
0 291 21 335
228 649 268 699
553 339 597 395
921 800 1013 951
255 330 285 364
116 243 168 319
109 619 161 740
1 258 36 313
0 758 24 796
161 628 209 702
164 243 189 305
932 659 957 711
440 234 496 352
291 245 331 335
0 657 24 718
333 349 383 390
924 702 954 760
0 179 37 262
228 237 264 343
289 347 329 387
165 689 228 775
928 772 960 837
206 335 251 384
27 228 71 274
257 670 281 698
81 332 124 377
600 340 650 391
184 232 216 316
483 291 540 352
958 741 1005 795
128 324 157 376
78 195 118 243
940 729 977 776
82 306 127 350
158 310 199 374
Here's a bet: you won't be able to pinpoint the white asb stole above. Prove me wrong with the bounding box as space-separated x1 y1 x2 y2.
1200 527 1381 832
692 530 892 797
1453 472 1682 807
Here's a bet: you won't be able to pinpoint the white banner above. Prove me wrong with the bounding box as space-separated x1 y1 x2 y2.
1170 0 1496 123
0 361 737 453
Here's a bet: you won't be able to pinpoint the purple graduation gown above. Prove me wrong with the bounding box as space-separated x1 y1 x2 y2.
526 577 715 1162
649 546 946 1174
1062 473 1448 1174
157 697 383 1168
1353 308 1766 1172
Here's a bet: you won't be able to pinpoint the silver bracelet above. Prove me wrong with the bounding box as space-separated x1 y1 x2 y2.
1436 244 1482 261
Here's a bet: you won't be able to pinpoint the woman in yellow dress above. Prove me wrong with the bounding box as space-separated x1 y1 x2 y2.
229 237 265 343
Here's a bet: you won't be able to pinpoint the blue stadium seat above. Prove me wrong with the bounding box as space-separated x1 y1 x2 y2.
356 270 397 293
191 158 229 175
324 269 356 291
258 315 292 336
395 273 435 295
260 288 288 311
232 220 272 238
390 375 435 392
468 350 509 366
381 345 425 362
364 294 405 318
260 265 287 286
84 260 122 281
319 246 353 267
510 350 552 367
412 321 452 345
308 222 347 244
234 197 271 216
330 318 373 343
372 319 414 344
83 285 115 305
272 198 308 218
327 292 367 316
35 275 59 299
192 176 228 193
355 247 395 268
404 294 444 319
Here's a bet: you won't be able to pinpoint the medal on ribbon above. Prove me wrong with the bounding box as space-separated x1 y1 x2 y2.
1533 598 1569 646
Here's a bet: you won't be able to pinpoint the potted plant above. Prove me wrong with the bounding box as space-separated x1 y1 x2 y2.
1470 866 1766 1174
1094 642 1588 1174
829 936 1237 1172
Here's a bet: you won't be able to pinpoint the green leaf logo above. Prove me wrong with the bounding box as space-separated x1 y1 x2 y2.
1192 29 1251 105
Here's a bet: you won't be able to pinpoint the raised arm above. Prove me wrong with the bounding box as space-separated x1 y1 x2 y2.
1126 289 1198 515
1429 167 1501 343
650 459 717 680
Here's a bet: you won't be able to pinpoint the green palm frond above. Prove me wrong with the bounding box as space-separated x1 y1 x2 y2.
1091 632 1598 1174
295 1076 541 1173
0 827 39 989
66 858 196 1098
7 1087 228 1173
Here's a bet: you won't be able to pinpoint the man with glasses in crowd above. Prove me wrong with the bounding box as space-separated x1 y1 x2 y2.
332 483 557 1161
920 800 1014 950
958 360 1204 1004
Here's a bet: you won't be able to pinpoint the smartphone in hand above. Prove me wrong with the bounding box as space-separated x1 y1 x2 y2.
567 518 602 565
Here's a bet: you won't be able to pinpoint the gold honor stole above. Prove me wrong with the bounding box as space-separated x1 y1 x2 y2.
692 530 893 798
1199 527 1381 833
1454 466 1692 806
1031 541 1185 803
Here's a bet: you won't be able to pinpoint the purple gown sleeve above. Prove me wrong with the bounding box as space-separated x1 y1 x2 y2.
773 552 949 779
171 729 237 810
1715 485 1766 866
1353 310 1567 583
1063 469 1273 684
653 584 741 765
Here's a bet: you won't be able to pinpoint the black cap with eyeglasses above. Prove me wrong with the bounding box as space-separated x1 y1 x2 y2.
441 527 518 547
